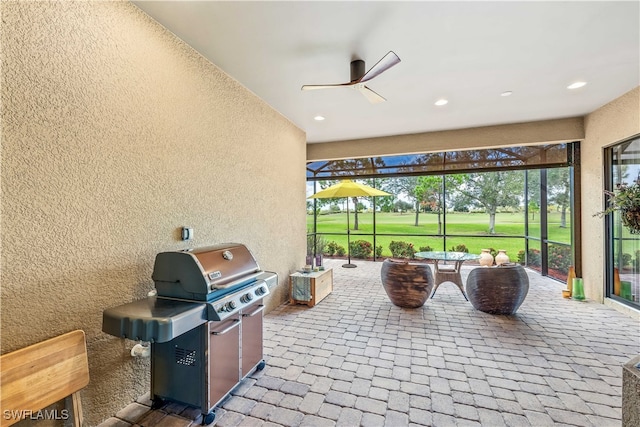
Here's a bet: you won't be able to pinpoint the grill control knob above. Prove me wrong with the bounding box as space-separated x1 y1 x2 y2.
227 301 237 310
256 286 267 296
241 293 254 303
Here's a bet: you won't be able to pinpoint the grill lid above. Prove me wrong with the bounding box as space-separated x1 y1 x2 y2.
152 244 261 299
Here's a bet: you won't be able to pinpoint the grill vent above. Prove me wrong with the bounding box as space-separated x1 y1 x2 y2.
175 347 197 366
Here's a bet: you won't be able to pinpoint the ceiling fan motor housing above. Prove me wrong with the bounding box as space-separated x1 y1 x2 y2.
350 59 366 82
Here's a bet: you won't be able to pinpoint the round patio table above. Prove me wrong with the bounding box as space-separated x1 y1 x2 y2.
414 251 480 301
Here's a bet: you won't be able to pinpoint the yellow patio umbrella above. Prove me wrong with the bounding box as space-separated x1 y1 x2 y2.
308 179 391 268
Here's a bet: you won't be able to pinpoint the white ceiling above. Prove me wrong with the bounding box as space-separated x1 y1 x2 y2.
133 1 640 144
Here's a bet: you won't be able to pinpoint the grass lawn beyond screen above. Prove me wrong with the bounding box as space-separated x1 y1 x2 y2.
307 211 571 258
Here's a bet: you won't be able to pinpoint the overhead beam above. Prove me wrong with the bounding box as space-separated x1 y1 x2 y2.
307 117 585 162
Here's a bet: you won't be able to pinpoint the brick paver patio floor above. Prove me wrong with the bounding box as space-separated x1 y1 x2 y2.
103 258 640 426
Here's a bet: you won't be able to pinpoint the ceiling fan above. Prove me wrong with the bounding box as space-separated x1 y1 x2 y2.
301 51 401 104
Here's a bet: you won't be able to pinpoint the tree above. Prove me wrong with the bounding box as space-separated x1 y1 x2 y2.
548 168 570 228
386 176 421 225
415 175 464 234
457 171 524 234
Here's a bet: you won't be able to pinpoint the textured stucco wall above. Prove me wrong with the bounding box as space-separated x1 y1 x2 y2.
1 1 306 425
582 87 640 302
307 117 585 161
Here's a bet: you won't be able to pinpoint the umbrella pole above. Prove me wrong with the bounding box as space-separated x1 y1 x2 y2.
343 198 356 268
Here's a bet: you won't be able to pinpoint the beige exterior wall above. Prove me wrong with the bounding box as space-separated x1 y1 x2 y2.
1 1 306 425
582 87 640 302
307 117 585 161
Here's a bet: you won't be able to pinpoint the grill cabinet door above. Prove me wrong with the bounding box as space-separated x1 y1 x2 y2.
208 317 241 408
241 303 264 377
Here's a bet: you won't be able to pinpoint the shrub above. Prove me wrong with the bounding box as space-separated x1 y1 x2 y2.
325 241 338 256
517 250 526 265
549 245 572 274
349 240 373 259
335 245 346 256
419 245 433 252
389 241 416 259
449 244 469 253
375 245 383 258
527 248 541 266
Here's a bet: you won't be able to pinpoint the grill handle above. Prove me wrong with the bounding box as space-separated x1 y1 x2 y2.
211 319 240 336
242 305 265 318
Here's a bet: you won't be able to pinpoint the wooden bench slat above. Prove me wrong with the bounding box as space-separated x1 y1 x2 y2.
0 330 89 427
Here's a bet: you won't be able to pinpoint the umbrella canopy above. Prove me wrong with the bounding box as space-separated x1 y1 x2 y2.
308 179 391 199
308 180 391 268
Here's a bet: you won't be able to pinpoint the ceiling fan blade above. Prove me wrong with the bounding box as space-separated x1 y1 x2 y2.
359 51 401 83
301 83 353 91
357 85 386 104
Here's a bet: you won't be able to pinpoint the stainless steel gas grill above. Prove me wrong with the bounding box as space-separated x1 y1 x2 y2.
102 244 277 424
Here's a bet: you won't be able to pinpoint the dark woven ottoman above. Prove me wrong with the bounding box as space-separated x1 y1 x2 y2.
380 259 434 308
466 264 529 314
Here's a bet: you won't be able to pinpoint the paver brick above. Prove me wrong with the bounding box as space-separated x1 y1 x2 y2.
474 394 500 411
360 412 385 427
216 411 244 427
299 415 336 427
317 403 341 421
546 407 592 426
308 377 332 394
556 392 594 414
330 379 352 393
297 392 325 415
384 410 408 426
349 378 371 396
368 386 389 402
324 390 357 407
336 407 362 426
260 390 284 405
248 402 275 419
432 412 459 426
454 403 479 421
279 381 310 397
408 407 432 425
222 396 258 415
266 407 304 427
430 392 455 416
477 408 506 426
354 396 386 415
468 378 492 396
502 412 531 426
523 409 555 426
496 398 525 415
487 376 521 391
536 394 566 409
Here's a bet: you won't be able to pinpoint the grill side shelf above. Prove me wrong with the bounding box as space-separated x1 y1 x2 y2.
102 297 207 343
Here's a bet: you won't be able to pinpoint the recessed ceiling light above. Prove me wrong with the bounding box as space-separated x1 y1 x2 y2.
501 91 513 97
434 99 448 106
314 115 325 121
567 81 587 90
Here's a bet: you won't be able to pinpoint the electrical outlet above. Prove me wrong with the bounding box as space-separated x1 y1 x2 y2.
181 227 194 241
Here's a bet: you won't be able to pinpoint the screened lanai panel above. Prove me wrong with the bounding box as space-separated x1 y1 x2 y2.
307 143 571 179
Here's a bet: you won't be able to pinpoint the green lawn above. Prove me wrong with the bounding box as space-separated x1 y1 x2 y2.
307 211 571 258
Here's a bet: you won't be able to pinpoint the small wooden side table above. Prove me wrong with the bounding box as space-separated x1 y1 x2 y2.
290 268 333 307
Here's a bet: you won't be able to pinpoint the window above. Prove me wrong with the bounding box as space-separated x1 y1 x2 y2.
605 136 640 308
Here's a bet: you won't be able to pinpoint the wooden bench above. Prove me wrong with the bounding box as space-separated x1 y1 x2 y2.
1 330 90 427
